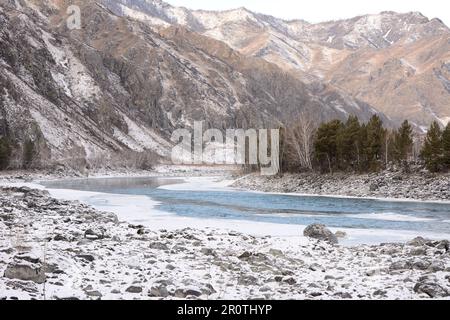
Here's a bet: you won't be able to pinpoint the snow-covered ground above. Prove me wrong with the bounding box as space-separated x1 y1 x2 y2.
1 170 450 300
1 184 449 300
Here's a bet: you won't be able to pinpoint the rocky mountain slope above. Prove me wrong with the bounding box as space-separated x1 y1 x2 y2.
107 0 450 128
0 0 383 167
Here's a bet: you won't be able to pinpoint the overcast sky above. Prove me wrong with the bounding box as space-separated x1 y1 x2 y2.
165 0 449 26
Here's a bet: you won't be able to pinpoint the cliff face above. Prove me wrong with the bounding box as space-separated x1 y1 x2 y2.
0 0 383 166
107 0 450 128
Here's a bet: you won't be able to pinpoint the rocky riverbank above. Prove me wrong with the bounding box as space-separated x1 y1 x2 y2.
1 186 449 300
0 165 240 184
233 171 450 202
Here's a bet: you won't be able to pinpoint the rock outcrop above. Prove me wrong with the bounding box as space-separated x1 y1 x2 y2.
303 224 338 244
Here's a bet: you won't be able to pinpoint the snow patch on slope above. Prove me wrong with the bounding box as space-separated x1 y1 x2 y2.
119 113 172 156
118 4 169 26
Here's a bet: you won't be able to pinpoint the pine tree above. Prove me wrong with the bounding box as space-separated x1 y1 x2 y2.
359 123 368 171
0 137 11 170
393 120 414 167
442 123 450 170
338 115 362 170
384 129 396 167
314 120 344 174
365 115 385 171
420 121 443 172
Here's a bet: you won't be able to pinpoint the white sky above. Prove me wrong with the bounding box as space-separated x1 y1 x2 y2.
165 0 450 26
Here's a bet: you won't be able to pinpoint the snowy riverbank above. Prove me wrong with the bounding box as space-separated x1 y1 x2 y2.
0 181 449 299
1 168 450 300
233 171 450 203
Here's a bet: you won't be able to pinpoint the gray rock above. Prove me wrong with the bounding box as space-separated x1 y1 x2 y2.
412 259 431 271
389 260 412 271
149 242 169 250
268 249 284 257
309 263 325 272
166 264 176 271
407 237 430 247
373 289 387 297
200 248 216 256
428 261 445 272
76 239 92 246
84 228 104 240
53 234 68 241
334 292 352 299
303 224 338 244
238 275 258 286
335 231 347 239
238 252 252 260
259 286 271 292
126 286 143 294
201 284 217 296
4 262 46 284
283 277 296 285
15 254 40 264
409 247 427 256
149 285 169 298
436 240 449 251
174 288 202 298
76 254 95 262
86 290 102 298
414 281 449 298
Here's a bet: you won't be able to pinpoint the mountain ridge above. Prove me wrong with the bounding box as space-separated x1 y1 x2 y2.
1 0 384 168
106 0 450 128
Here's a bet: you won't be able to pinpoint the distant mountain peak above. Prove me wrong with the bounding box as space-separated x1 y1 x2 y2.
101 0 450 128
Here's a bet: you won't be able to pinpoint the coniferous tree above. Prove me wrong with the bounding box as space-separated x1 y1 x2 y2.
393 120 414 168
365 115 385 171
442 123 450 170
338 115 362 170
359 123 368 171
420 121 443 172
314 120 344 174
384 129 396 166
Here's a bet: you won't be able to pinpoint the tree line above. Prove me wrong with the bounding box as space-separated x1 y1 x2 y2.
280 114 450 174
1 115 449 173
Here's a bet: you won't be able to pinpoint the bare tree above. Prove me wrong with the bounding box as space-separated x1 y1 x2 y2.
287 112 316 170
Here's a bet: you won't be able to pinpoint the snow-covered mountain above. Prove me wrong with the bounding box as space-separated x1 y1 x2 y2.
1 0 384 168
105 0 450 127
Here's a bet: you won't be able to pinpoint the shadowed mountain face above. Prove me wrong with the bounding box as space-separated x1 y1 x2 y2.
0 0 384 165
106 0 450 128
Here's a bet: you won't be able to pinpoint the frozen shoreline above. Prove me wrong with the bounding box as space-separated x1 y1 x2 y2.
1 185 449 300
10 175 449 246
1 174 450 300
233 172 450 203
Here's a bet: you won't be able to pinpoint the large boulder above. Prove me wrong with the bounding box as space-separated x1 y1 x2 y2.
407 237 429 247
303 224 338 244
414 280 449 298
4 261 46 284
